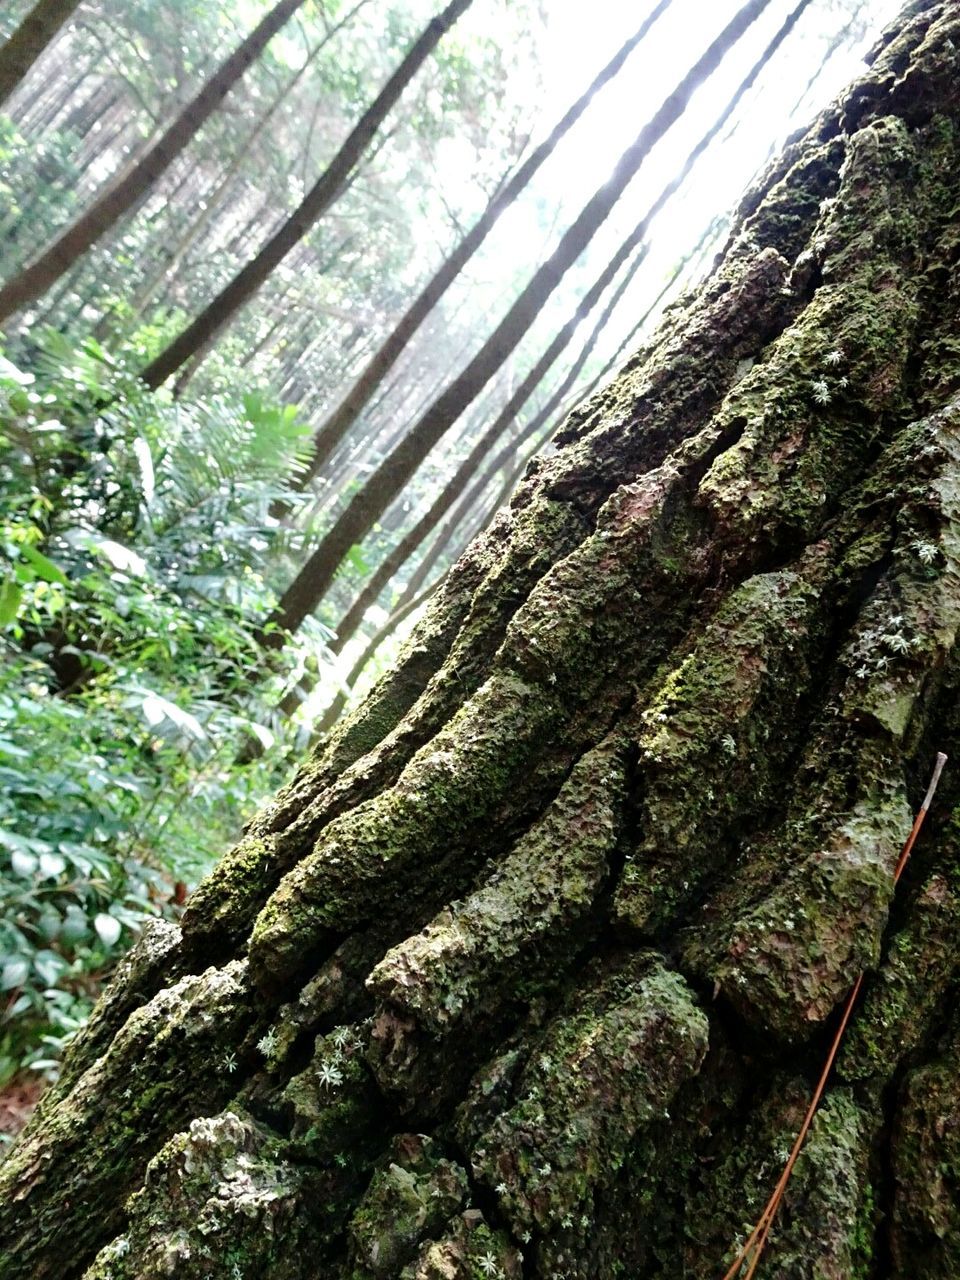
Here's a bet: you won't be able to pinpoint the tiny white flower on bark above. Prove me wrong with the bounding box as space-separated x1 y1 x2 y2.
914 541 938 564
257 1028 278 1056
317 1060 343 1089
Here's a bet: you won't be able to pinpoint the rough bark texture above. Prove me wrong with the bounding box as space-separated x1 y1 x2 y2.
4 5 960 1278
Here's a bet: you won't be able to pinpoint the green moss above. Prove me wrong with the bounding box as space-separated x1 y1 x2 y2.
367 739 624 1038
346 1134 467 1278
82 1109 330 1280
0 962 257 1280
182 834 275 951
398 1211 521 1280
281 1024 382 1165
840 864 960 1080
468 953 708 1235
614 562 826 935
889 1011 960 1276
713 767 911 1041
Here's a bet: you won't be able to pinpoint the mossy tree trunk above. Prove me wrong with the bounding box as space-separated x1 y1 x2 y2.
4 4 960 1277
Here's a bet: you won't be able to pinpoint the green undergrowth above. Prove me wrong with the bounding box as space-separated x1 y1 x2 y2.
0 333 331 1096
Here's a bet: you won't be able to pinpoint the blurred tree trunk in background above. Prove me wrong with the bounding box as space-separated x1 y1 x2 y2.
3 5 960 1280
0 0 81 107
0 0 312 321
321 232 653 669
138 0 476 391
125 0 373 325
269 0 674 515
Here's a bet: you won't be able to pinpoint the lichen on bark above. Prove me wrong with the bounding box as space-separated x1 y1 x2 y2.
4 5 960 1278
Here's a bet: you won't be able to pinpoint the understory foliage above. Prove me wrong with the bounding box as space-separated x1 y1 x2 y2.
2 5 960 1279
0 334 314 1086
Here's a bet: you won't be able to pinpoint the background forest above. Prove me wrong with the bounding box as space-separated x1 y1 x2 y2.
0 0 895 1116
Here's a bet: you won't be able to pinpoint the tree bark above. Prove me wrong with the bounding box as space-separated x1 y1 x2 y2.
272 0 674 512
137 0 475 392
0 0 81 108
4 5 960 1279
266 0 775 644
0 0 312 322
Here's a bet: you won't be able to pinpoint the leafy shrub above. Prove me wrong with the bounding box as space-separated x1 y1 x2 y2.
0 335 323 1092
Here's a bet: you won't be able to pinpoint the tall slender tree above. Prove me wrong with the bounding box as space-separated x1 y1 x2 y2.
326 236 654 666
266 0 776 643
0 0 315 322
137 0 475 391
271 0 675 511
126 0 374 323
0 0 82 108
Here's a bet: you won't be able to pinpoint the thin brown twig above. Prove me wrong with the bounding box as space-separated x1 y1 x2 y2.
722 750 948 1279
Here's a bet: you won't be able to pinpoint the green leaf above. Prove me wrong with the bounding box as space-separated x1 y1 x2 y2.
20 544 67 585
0 959 29 991
10 849 36 877
94 913 122 947
0 580 22 626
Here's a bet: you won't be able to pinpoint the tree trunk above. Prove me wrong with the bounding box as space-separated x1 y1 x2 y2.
4 6 960 1279
312 574 446 733
127 0 373 324
272 0 674 512
137 0 475 392
266 0 775 644
0 0 81 108
0 0 312 322
327 228 652 664
334 0 816 663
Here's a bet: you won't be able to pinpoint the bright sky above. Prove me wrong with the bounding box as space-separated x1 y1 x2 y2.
485 0 902 373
